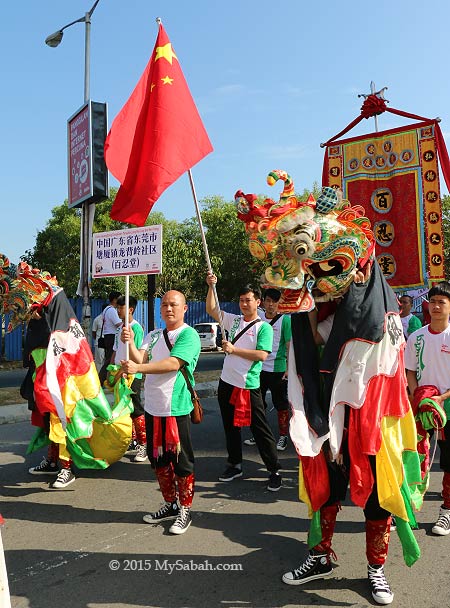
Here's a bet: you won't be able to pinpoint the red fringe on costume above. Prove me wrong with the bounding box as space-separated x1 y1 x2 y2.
230 387 251 427
153 416 180 459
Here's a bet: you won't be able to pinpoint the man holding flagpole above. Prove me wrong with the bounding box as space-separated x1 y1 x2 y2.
120 290 201 535
206 272 282 491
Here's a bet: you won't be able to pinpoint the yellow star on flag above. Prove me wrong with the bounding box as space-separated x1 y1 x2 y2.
154 43 178 65
161 76 174 85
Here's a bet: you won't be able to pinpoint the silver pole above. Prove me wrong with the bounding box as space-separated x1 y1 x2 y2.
45 1 102 345
370 81 379 133
125 275 130 360
81 10 92 343
187 169 226 338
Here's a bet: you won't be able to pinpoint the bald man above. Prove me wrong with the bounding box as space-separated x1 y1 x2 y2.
121 290 201 535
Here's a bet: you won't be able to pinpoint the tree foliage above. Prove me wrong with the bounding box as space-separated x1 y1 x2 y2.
22 183 324 301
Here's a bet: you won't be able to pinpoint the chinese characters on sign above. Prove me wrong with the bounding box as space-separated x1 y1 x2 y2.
92 225 162 278
67 101 109 209
68 105 91 208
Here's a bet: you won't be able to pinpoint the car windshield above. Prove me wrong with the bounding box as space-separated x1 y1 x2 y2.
195 324 214 333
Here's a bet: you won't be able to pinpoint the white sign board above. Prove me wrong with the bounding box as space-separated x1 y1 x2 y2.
92 225 162 278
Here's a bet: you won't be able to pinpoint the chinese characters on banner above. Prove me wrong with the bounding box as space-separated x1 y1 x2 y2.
92 225 162 278
323 121 445 288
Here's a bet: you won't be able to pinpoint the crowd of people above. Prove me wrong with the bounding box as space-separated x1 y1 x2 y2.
24 276 450 605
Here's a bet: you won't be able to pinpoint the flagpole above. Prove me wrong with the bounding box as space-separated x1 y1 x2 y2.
187 169 226 338
125 274 129 360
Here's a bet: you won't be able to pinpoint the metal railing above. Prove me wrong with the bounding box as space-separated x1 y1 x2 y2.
0 298 239 362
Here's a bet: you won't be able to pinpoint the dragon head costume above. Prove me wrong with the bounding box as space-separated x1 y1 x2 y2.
235 169 375 311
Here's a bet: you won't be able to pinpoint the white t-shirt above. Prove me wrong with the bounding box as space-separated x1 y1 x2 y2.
113 320 144 379
261 313 291 373
401 314 412 338
92 313 103 347
140 324 201 417
220 311 273 389
103 305 122 335
317 314 335 345
404 324 450 393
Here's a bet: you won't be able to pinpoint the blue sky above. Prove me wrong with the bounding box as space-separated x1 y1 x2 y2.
2 0 450 264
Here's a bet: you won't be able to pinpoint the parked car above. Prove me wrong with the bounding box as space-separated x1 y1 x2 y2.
194 322 223 351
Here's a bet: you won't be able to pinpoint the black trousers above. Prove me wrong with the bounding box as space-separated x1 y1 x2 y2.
145 412 194 477
260 370 289 411
217 379 280 473
324 449 390 520
98 333 116 384
438 419 450 472
130 377 144 418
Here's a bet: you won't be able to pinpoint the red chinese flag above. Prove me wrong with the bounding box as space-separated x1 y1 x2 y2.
105 22 213 226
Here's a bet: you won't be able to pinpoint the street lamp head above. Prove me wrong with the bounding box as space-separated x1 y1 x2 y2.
45 30 64 47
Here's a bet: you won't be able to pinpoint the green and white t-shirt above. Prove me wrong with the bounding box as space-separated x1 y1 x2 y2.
261 313 291 373
113 319 144 380
220 311 273 389
405 324 450 394
141 324 201 417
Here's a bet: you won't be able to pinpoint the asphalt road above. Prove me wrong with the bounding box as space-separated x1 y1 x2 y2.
0 351 225 389
2 399 450 608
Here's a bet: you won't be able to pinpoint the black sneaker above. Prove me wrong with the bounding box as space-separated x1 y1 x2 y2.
143 501 179 523
218 466 243 482
125 439 138 455
282 551 333 585
367 564 394 605
276 435 288 451
28 458 58 475
131 444 148 462
390 515 396 531
267 471 282 492
50 469 76 489
432 506 450 535
169 506 192 535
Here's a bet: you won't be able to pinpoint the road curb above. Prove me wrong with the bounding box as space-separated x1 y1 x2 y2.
0 403 29 425
0 382 219 426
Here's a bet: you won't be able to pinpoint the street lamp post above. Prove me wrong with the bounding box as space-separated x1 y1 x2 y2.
45 0 101 343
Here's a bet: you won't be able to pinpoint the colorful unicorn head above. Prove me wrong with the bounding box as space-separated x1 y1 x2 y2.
0 255 60 331
235 170 375 312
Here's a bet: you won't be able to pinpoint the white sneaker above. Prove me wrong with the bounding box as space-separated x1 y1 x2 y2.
50 469 76 489
244 437 256 446
169 506 192 535
432 506 450 535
